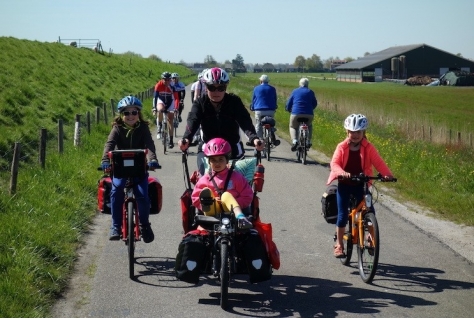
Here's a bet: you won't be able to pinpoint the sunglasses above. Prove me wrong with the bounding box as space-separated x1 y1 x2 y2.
206 85 227 92
122 110 139 116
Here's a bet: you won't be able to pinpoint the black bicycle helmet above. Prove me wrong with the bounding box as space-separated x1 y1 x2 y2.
161 71 172 79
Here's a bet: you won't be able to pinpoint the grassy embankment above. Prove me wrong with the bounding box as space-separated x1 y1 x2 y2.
0 37 191 317
1 36 473 316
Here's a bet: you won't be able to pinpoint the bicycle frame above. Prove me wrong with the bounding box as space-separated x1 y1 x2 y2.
121 181 140 243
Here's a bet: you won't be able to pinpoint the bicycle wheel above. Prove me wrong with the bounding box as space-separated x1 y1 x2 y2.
264 128 271 161
220 241 230 310
357 212 379 283
340 220 353 266
127 201 135 279
301 133 307 165
162 122 167 154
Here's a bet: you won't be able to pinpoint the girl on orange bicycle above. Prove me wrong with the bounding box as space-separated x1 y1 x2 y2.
327 114 394 258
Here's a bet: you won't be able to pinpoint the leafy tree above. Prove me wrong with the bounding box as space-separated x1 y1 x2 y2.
232 54 245 72
364 52 371 56
262 63 275 72
344 56 355 62
305 54 323 71
294 55 305 69
148 54 162 61
204 55 217 67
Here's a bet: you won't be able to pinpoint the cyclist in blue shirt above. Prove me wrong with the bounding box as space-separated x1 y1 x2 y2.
250 74 280 146
285 77 318 151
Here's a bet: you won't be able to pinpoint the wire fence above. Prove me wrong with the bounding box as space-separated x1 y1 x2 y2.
3 87 155 195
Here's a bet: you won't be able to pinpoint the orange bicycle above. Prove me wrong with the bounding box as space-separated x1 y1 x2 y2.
337 173 397 283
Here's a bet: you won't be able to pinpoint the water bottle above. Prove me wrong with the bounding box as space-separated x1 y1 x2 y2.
253 164 265 192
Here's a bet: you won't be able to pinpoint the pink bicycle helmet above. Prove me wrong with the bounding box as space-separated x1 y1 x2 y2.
203 138 231 157
202 67 230 85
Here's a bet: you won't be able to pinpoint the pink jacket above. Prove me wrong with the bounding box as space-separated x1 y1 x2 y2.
327 137 392 185
192 167 254 210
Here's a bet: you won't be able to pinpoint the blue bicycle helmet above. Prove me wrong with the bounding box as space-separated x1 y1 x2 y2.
117 95 143 113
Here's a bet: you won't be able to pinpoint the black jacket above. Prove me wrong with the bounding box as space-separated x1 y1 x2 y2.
183 93 258 158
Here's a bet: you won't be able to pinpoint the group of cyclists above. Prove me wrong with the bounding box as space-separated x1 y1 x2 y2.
101 67 394 260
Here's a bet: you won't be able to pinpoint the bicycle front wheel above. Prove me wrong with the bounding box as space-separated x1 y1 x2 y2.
340 220 353 266
357 212 379 284
220 241 230 310
162 123 167 154
127 201 135 279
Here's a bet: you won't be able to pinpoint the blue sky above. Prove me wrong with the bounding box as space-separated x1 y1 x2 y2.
2 0 473 64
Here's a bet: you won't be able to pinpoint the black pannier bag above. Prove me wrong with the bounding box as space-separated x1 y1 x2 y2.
242 231 272 283
321 184 338 224
175 233 207 284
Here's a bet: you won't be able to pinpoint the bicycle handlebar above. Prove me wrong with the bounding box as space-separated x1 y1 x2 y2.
338 173 397 183
97 163 161 172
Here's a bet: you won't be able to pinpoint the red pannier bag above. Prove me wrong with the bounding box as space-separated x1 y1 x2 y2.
253 220 280 270
148 176 163 215
97 175 112 214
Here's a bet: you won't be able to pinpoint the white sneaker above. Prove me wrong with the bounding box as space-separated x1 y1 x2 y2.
157 133 162 140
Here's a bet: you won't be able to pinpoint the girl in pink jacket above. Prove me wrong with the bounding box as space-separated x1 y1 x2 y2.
191 138 254 229
328 114 394 258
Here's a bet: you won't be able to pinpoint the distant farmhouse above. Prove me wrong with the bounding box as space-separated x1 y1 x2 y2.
335 43 474 83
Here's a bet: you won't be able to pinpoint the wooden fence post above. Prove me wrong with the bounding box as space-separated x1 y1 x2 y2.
74 114 81 147
103 102 108 124
86 111 91 134
96 107 100 124
58 119 64 153
110 98 115 118
39 128 47 168
9 142 21 195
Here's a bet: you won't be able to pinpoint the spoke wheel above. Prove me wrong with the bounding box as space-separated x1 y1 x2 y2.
220 241 230 310
340 220 353 266
358 212 380 284
162 122 167 154
127 201 135 279
265 129 271 161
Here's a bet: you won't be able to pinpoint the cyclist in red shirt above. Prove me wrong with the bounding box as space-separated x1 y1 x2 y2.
152 71 175 148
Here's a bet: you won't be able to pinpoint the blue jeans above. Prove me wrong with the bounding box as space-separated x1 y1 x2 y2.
336 183 364 228
110 174 150 229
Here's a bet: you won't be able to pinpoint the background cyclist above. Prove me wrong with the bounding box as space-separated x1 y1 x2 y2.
178 67 264 174
152 71 175 148
170 72 186 122
285 77 318 151
250 74 280 146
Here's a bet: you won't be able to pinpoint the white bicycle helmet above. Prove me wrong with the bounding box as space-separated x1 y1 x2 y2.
344 114 368 131
202 67 230 85
171 72 179 78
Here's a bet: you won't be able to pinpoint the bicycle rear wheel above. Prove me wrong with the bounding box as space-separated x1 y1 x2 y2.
339 219 353 265
264 128 271 161
357 212 379 283
220 241 230 310
127 201 135 279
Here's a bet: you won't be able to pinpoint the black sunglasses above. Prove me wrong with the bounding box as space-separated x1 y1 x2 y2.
122 110 139 116
206 85 227 92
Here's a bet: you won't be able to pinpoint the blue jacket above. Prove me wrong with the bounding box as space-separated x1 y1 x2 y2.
285 87 317 115
250 83 277 111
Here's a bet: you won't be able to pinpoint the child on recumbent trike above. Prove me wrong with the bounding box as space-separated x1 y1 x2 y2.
191 137 254 229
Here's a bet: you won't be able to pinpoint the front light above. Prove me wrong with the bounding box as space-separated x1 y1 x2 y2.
365 194 372 208
222 217 230 225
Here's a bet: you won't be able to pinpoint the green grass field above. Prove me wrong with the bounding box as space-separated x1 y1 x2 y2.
0 37 473 316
